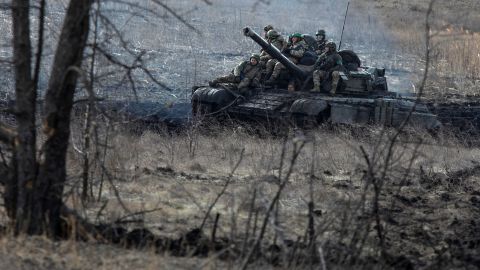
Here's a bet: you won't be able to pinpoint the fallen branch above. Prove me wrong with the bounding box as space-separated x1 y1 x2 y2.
114 207 163 224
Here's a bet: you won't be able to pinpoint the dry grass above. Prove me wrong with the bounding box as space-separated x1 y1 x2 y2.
2 0 480 268
0 235 215 270
2 120 480 268
360 0 480 96
55 122 480 268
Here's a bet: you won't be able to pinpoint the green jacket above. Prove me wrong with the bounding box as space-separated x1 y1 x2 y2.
287 40 307 59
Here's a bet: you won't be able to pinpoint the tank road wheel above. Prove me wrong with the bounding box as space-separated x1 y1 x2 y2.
291 109 329 129
289 99 329 128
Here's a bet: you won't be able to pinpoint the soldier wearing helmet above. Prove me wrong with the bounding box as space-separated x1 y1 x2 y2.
315 29 327 55
312 41 345 94
259 25 277 58
209 54 262 94
266 33 307 84
263 24 274 39
261 30 288 75
260 30 287 62
266 30 286 49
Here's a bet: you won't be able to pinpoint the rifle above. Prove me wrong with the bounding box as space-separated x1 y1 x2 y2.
338 1 350 50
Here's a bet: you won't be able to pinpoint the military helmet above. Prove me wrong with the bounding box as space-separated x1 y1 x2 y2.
326 41 337 51
316 29 326 36
291 33 303 39
250 53 261 62
266 30 280 39
264 24 274 32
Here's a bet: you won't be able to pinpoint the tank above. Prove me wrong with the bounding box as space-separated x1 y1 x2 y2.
191 27 440 130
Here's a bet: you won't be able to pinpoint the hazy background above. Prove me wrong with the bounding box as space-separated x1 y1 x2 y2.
0 0 416 104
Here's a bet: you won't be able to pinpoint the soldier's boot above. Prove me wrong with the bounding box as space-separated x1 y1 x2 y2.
330 71 340 95
311 71 321 92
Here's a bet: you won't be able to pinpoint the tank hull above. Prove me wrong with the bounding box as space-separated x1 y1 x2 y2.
192 87 440 130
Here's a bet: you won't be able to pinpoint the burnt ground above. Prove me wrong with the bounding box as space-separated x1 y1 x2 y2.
2 140 479 270
12 125 472 270
1 0 480 269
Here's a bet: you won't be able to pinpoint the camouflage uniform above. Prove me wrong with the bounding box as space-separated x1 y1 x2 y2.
261 30 288 74
315 30 327 55
210 56 262 91
263 25 274 39
260 25 275 56
312 42 344 94
315 40 327 55
267 35 307 83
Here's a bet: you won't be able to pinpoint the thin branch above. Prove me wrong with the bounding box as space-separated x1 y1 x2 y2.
241 139 306 270
150 0 201 35
32 0 45 96
199 148 245 231
114 207 162 224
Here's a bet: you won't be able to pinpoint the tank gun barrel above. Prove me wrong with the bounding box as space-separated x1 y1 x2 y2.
243 27 308 79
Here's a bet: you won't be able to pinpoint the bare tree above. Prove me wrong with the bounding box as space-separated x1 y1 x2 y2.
1 0 94 236
0 0 208 237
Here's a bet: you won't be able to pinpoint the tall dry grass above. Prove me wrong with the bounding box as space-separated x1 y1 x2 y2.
365 0 480 97
58 120 480 268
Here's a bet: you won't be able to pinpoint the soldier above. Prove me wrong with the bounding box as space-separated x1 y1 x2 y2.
209 54 262 94
266 33 307 84
311 41 345 94
263 24 274 39
315 29 327 55
262 30 287 74
259 25 276 58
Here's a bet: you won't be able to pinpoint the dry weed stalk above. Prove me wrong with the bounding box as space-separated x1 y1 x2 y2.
352 0 436 262
200 148 245 231
240 136 306 270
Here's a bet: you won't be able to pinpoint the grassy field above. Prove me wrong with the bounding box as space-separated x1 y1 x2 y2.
31 123 477 269
361 0 480 97
1 0 480 269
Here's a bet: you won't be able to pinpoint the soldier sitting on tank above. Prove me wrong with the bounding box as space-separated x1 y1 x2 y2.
262 30 287 73
315 29 327 55
311 41 345 95
265 33 306 85
258 25 275 56
263 24 274 39
209 54 262 94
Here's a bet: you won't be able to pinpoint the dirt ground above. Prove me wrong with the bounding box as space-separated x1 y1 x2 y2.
30 125 477 269
1 0 480 269
3 126 480 269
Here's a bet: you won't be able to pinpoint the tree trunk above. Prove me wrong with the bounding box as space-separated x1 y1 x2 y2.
31 0 92 236
5 0 37 233
2 0 93 236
